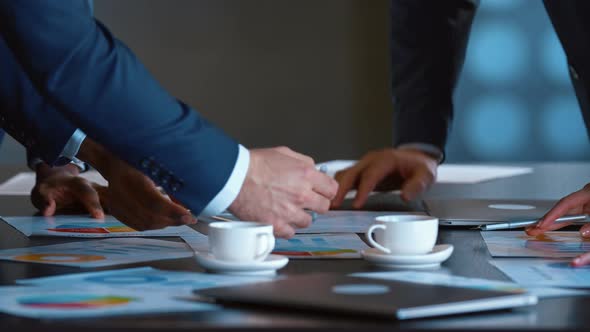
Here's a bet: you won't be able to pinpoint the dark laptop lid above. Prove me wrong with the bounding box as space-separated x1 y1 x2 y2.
195 273 537 320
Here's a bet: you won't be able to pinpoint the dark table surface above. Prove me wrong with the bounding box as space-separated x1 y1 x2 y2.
1 163 590 331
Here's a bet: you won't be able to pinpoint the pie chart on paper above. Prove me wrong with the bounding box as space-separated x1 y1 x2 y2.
18 294 135 309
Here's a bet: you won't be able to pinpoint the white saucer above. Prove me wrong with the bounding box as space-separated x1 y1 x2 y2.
194 253 289 276
361 244 454 269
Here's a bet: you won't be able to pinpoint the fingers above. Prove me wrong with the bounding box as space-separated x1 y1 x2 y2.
72 181 105 219
352 162 393 209
525 221 574 236
331 167 360 208
580 223 590 238
572 251 590 267
42 196 57 217
308 169 338 200
536 190 590 231
400 168 434 202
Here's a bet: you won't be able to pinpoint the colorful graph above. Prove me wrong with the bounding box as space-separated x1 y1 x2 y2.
85 275 167 284
18 294 135 309
273 237 357 257
13 253 105 263
47 223 135 234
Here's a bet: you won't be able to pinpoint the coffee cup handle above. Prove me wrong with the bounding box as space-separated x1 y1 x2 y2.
366 224 391 254
255 233 275 260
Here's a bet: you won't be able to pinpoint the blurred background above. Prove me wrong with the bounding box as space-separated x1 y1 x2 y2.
1 0 587 164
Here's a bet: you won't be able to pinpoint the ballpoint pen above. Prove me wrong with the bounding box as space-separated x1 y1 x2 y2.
475 214 589 231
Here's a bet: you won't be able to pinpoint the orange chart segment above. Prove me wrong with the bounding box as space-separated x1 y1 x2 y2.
14 253 106 263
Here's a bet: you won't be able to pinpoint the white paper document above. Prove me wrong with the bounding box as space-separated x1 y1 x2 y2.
2 215 197 238
297 210 424 234
490 258 590 288
0 286 215 319
17 267 270 295
481 231 590 258
274 234 369 259
0 238 194 267
181 229 370 259
180 231 209 253
316 160 532 184
0 171 108 195
352 270 589 298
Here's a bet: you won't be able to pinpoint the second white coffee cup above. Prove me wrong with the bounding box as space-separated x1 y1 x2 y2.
366 215 438 255
208 221 275 262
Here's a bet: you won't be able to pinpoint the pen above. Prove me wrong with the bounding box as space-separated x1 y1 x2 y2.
309 165 329 223
476 214 589 231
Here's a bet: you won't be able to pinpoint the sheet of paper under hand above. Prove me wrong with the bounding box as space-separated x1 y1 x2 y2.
0 238 194 268
2 214 197 238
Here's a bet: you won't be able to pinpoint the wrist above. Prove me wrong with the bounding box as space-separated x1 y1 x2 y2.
76 138 116 179
35 163 80 181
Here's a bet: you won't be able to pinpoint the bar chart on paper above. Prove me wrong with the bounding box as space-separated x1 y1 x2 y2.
481 231 590 258
1 215 196 238
273 234 369 259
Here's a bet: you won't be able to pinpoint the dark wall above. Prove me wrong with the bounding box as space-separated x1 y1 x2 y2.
94 0 392 162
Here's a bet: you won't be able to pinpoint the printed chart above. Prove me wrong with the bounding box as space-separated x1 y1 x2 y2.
0 287 215 318
18 267 271 295
353 271 588 298
0 238 194 267
481 231 590 258
2 215 196 238
490 258 590 288
273 234 369 259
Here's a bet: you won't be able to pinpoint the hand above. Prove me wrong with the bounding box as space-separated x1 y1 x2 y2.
77 138 196 231
525 183 590 267
331 148 438 209
228 146 338 238
31 163 105 218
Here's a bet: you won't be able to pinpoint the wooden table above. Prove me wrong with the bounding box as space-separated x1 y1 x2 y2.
1 163 589 331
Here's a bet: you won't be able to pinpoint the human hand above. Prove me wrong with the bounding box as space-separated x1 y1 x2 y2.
525 183 590 267
228 146 338 238
31 163 105 218
331 148 438 209
77 138 196 231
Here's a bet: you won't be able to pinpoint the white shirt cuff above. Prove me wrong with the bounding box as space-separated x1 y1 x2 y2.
60 129 87 159
199 144 250 217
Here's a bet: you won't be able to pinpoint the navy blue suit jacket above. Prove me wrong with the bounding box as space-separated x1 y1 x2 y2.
390 0 590 153
0 0 239 215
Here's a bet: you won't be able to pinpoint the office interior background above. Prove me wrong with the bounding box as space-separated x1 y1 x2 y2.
1 0 587 164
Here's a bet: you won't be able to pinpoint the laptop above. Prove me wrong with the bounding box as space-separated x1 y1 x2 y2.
195 273 537 320
424 198 559 226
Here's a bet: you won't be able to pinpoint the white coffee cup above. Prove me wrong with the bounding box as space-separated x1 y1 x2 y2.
366 215 438 255
208 221 275 262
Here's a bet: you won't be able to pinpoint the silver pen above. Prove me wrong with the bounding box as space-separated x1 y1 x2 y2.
476 214 589 231
309 165 329 222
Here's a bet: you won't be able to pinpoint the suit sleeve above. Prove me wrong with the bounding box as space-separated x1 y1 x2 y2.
390 0 477 152
0 0 240 215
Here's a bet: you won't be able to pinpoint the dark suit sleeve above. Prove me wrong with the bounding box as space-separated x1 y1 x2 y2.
0 36 77 164
390 0 477 152
0 0 239 215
